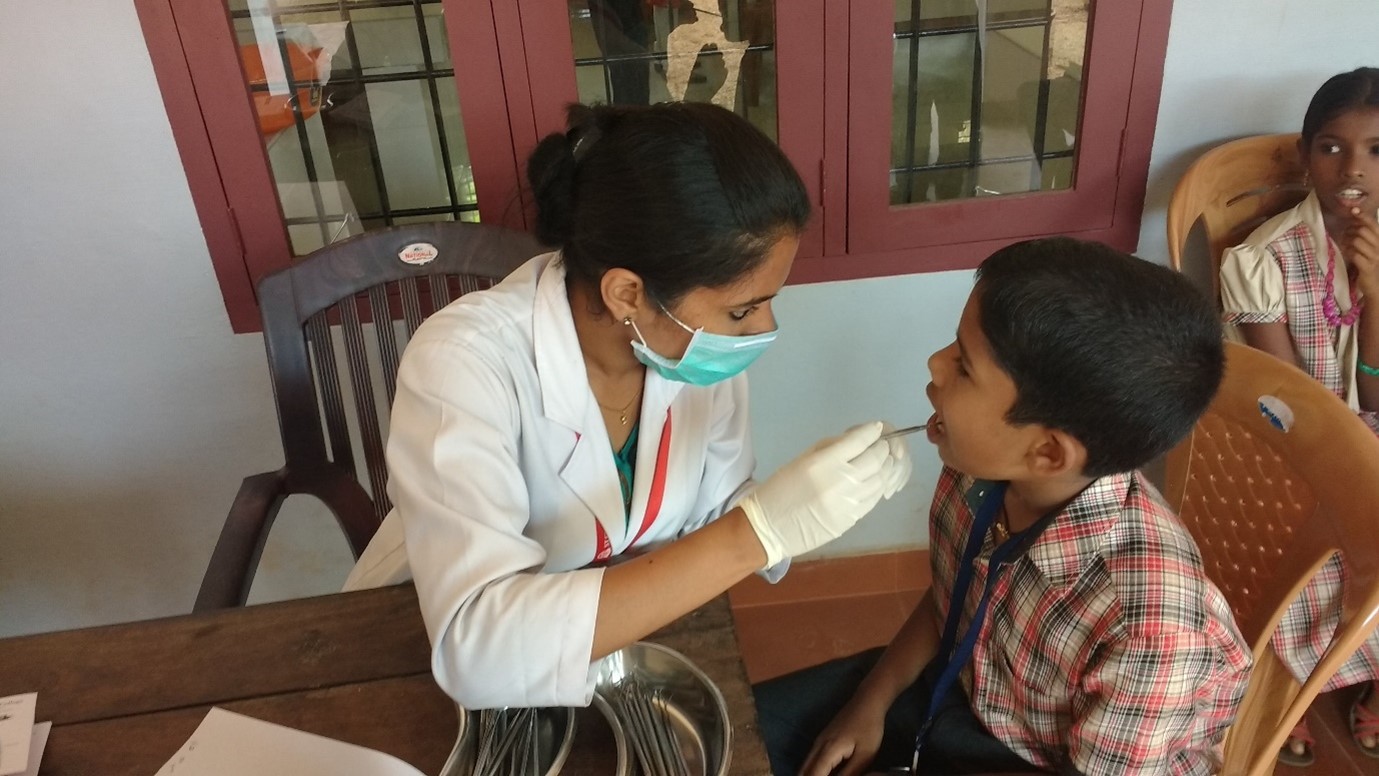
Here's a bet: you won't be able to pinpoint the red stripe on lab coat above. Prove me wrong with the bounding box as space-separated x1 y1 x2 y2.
594 521 612 562
631 410 672 545
581 430 616 561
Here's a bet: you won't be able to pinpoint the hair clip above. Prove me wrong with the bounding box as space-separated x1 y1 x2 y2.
572 126 602 162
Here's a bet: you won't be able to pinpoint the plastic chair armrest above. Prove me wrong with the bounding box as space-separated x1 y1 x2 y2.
194 471 288 612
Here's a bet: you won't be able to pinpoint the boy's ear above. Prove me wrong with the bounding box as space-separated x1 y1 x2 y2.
1026 428 1087 479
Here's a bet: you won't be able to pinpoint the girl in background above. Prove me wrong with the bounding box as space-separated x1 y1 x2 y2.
1220 66 1379 766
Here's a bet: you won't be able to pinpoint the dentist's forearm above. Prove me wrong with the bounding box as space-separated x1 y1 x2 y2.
590 507 765 660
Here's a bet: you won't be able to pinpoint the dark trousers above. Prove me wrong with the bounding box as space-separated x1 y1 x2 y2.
587 0 651 106
753 648 1042 775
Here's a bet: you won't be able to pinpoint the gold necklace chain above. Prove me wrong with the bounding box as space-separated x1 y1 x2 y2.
596 384 642 426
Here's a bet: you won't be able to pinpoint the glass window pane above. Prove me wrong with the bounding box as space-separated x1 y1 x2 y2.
890 0 1088 205
436 77 478 210
566 0 778 140
230 0 478 257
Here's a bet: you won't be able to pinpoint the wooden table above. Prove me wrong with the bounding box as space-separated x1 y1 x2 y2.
0 585 770 775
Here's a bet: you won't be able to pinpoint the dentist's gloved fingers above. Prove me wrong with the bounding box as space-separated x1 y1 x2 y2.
849 474 886 514
812 421 885 462
884 443 913 498
843 438 891 478
739 472 886 568
883 430 910 463
737 422 893 569
878 457 896 499
884 457 913 499
875 423 914 499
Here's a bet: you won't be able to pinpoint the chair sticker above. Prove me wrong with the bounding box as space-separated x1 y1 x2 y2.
398 242 439 266
1257 395 1294 433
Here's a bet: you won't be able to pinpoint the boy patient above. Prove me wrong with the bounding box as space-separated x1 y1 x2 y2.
755 238 1251 775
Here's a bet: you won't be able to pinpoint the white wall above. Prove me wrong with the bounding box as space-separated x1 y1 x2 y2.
0 0 355 638
1 0 1374 637
751 271 974 558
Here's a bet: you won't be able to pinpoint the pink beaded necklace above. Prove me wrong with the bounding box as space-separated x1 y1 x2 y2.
1322 238 1364 328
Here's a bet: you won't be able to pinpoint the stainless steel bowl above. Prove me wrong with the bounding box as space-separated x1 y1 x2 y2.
590 691 634 776
440 704 576 776
593 641 732 776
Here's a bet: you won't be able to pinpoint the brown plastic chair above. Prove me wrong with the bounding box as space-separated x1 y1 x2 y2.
195 222 546 611
1163 341 1379 776
1166 133 1309 300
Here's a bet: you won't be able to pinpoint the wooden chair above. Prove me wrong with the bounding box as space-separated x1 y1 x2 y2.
1166 133 1309 301
1163 341 1379 776
195 222 546 611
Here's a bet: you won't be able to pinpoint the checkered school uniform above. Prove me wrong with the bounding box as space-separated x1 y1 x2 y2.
930 467 1250 775
1220 192 1379 434
1220 193 1379 691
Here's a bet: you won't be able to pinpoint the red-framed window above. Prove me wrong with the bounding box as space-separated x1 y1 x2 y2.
136 0 1171 334
835 0 1168 278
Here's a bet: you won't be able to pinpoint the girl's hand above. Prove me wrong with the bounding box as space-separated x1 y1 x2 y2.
1344 209 1379 299
800 699 888 776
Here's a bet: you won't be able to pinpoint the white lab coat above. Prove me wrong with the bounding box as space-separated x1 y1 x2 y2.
344 252 758 709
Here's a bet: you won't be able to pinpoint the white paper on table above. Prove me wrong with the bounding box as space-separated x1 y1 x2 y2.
154 708 426 776
0 692 37 776
17 722 49 776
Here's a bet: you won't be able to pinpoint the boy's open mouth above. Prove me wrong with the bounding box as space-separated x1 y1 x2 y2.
926 411 945 441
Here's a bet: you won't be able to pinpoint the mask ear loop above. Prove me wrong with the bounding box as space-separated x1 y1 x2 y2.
659 305 698 335
624 316 649 349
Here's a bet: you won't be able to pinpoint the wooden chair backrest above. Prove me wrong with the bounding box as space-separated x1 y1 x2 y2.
258 221 546 553
1166 133 1309 301
1163 342 1379 776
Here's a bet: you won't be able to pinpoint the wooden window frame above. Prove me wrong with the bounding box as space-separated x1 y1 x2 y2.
811 0 1173 282
134 0 525 333
136 0 1172 333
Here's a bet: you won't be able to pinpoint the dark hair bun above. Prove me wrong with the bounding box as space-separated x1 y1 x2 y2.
526 132 577 246
526 105 603 246
525 101 810 305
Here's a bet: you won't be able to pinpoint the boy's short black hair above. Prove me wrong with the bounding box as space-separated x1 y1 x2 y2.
974 237 1224 478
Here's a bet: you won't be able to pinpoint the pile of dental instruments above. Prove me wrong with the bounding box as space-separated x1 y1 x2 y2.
605 679 692 776
472 708 545 776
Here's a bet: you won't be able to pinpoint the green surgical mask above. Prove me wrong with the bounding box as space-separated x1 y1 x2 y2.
629 306 777 386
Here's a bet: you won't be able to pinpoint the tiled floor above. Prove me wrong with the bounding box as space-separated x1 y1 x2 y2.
1276 687 1379 775
728 551 1379 775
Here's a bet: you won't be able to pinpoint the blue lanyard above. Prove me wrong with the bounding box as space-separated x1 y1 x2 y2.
912 482 1058 769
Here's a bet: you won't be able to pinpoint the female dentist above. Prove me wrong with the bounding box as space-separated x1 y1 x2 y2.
345 102 911 709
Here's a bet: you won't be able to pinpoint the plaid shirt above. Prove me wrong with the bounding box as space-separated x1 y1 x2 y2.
930 467 1251 775
1219 193 1379 434
1219 193 1379 689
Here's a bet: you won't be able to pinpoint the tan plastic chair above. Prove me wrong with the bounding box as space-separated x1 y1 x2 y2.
1163 341 1379 776
195 222 546 611
1166 133 1309 300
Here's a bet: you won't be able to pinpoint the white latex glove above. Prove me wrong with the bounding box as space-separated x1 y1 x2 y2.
738 422 891 569
877 422 914 499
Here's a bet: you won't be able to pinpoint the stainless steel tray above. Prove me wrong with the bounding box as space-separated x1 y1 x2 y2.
440 704 576 776
593 641 731 776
